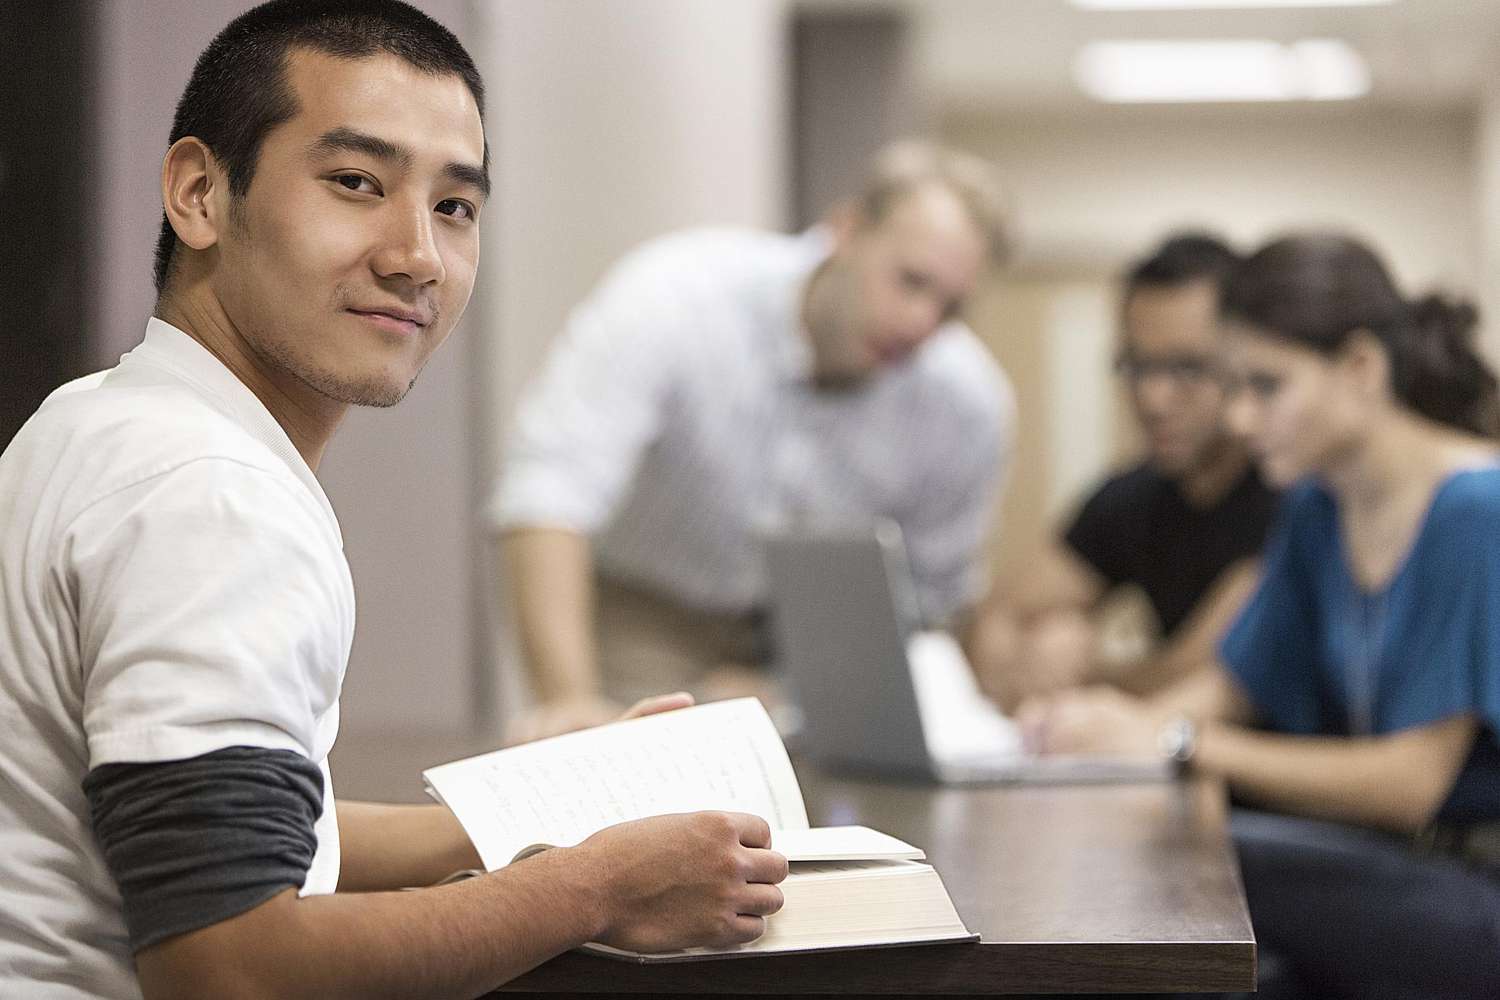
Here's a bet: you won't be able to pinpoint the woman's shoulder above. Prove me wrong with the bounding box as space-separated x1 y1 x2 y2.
1427 465 1500 533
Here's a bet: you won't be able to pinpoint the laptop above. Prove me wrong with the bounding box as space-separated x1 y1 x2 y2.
763 520 1170 785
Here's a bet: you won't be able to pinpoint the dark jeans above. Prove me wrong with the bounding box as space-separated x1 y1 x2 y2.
1229 809 1500 1000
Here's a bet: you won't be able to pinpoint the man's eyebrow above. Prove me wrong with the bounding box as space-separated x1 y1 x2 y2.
444 161 491 199
306 127 413 170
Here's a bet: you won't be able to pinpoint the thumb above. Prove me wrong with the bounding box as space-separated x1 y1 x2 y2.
619 691 695 721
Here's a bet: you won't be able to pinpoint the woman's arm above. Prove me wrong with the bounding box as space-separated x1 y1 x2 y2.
1021 674 1476 835
1193 712 1475 834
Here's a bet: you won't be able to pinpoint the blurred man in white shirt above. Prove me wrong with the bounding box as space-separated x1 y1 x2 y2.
491 142 1016 742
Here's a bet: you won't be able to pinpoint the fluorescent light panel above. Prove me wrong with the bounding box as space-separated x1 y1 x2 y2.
1075 38 1370 102
1072 1 1394 9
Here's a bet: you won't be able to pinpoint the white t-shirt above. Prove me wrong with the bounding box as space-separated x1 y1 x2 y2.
0 319 355 998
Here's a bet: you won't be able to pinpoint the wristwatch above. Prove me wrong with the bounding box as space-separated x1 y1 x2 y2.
1156 715 1197 776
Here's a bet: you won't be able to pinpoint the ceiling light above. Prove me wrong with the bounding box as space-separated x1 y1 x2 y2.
1074 38 1370 102
1071 1 1394 9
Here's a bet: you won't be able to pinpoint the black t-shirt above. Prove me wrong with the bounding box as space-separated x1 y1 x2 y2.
1063 461 1280 638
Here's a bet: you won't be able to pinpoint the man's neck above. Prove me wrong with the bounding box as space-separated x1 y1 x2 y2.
799 261 836 374
1175 440 1252 509
155 289 345 471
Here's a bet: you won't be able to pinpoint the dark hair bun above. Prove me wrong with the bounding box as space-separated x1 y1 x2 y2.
1399 293 1496 437
1409 293 1478 345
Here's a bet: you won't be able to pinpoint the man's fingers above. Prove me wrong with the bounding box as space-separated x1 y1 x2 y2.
620 691 694 721
735 882 785 917
722 914 768 945
741 847 789 884
730 812 773 849
1015 698 1050 753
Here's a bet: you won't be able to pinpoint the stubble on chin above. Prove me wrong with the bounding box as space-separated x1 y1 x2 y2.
298 357 422 408
255 325 422 409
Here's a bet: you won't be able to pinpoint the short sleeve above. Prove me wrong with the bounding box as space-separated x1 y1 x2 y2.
1381 478 1500 736
488 245 688 534
64 458 350 767
1218 486 1323 733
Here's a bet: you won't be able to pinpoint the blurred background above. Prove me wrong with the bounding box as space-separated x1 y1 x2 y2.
5 0 1499 792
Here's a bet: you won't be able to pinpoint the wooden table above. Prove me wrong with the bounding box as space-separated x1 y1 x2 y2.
497 768 1256 996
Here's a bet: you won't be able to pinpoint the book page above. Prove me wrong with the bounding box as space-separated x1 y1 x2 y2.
785 859 930 879
423 698 808 870
771 826 924 862
579 859 975 961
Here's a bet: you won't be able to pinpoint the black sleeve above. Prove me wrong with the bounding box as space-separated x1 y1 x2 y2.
82 746 325 953
1062 468 1150 588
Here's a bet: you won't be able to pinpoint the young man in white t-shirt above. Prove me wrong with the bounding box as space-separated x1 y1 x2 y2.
0 3 786 998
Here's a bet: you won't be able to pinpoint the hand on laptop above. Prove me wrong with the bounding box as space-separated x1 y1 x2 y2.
1016 686 1160 757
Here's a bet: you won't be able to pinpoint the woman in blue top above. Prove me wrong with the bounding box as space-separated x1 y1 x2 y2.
1020 233 1500 999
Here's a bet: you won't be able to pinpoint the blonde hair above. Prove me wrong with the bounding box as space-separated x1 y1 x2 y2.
856 140 1014 264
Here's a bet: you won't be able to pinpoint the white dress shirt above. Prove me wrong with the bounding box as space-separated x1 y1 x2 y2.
490 228 1014 621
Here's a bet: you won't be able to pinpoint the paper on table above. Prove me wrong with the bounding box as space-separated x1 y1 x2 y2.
423 698 808 871
770 826 924 862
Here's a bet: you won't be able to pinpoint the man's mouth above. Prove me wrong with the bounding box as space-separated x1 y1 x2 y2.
347 306 433 335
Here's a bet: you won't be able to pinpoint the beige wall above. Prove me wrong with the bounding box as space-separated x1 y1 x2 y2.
1478 78 1500 368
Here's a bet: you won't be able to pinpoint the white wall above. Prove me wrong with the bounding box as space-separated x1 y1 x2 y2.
474 0 789 434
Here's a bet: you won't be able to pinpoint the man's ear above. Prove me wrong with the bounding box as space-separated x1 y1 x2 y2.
823 197 864 252
161 136 229 253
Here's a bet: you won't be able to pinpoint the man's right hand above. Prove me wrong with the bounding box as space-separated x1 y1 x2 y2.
572 811 788 953
504 695 624 746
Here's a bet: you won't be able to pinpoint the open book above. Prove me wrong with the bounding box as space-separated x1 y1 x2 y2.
421 697 977 962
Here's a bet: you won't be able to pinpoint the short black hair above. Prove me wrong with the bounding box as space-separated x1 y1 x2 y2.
1124 232 1240 296
152 0 486 294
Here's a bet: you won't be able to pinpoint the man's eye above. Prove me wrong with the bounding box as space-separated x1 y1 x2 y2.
1167 359 1212 380
900 269 927 291
333 174 377 194
1246 374 1282 397
436 199 475 221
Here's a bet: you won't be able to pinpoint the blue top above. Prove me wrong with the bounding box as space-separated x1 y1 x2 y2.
1220 468 1500 823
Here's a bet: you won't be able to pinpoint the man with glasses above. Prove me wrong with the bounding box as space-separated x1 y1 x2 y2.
972 233 1279 708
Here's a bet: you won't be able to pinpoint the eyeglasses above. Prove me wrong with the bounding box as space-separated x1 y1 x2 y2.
1113 353 1224 388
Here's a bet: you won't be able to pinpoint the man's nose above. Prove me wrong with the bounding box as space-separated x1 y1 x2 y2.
1224 390 1258 439
372 202 445 286
1133 370 1179 415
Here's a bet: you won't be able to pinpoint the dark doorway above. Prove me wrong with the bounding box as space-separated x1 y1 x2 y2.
0 0 96 448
